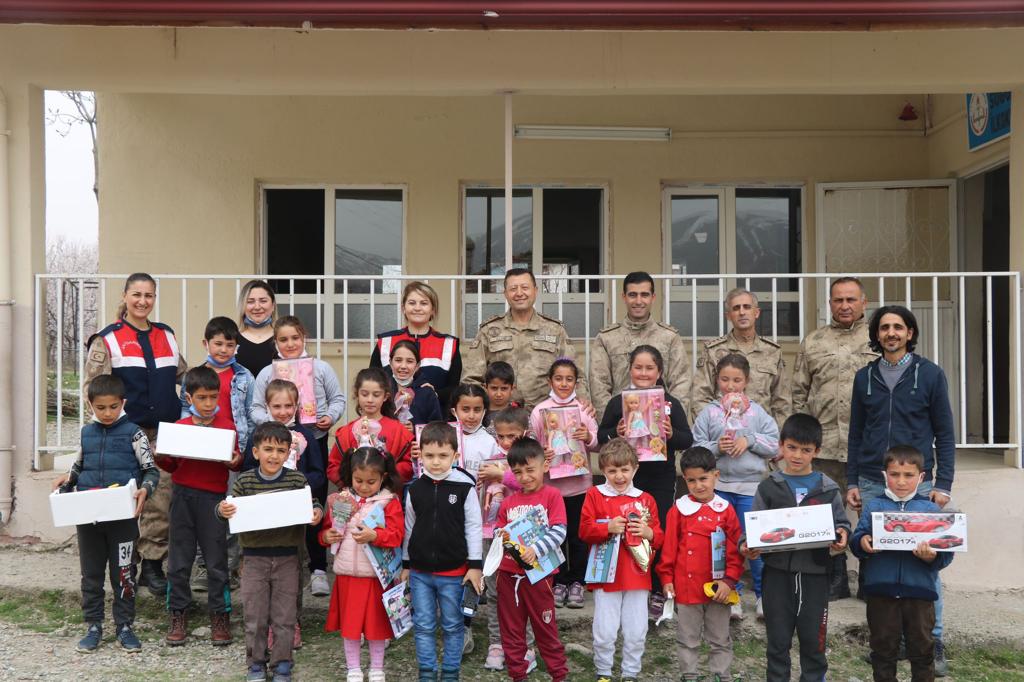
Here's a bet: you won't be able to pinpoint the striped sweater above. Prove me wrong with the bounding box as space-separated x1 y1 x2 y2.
219 468 322 555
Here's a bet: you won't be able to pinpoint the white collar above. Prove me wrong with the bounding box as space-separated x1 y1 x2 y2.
596 482 643 498
675 494 729 516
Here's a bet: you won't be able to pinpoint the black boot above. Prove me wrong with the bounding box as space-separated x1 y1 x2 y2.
829 554 851 601
139 559 167 597
856 557 866 601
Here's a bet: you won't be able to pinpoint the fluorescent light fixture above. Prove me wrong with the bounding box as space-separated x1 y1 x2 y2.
514 125 672 142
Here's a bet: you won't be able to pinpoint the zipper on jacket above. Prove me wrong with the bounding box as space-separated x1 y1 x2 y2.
430 482 439 567
99 428 107 485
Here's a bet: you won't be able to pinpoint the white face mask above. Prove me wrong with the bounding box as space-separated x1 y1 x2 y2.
423 467 450 481
883 471 924 503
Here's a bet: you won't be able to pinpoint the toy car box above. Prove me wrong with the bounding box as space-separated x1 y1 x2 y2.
226 486 314 534
744 504 836 553
50 479 138 527
871 511 967 553
156 421 235 462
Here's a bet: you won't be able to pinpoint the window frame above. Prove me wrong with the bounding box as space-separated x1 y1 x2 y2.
259 183 409 341
459 182 611 339
661 183 806 340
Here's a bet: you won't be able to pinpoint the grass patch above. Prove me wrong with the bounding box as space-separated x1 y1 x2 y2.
0 588 79 632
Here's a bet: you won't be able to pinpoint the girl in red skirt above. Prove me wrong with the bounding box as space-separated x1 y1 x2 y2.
320 447 405 682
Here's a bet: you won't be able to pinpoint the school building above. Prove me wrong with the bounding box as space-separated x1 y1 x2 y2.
1 3 1023 590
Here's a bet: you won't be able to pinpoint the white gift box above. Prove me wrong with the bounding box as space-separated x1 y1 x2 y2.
226 486 313 534
871 511 968 553
50 479 138 527
745 504 836 553
156 422 235 462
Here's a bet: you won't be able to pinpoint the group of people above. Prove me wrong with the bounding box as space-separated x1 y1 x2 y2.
58 267 956 682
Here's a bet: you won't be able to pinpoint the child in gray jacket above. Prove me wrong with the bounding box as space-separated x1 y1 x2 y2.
692 353 779 619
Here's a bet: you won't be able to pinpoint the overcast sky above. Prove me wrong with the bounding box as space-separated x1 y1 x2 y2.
45 90 98 246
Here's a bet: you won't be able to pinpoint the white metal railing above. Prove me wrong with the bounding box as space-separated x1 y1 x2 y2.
34 272 1022 469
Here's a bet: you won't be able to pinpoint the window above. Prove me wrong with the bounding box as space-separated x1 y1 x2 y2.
264 186 406 339
664 186 803 338
463 187 606 338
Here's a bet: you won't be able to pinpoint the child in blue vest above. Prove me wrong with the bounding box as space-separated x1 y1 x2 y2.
53 374 160 653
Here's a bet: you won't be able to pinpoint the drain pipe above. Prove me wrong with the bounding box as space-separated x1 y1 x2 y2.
0 87 14 525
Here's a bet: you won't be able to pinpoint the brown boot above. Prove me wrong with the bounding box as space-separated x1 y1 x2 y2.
210 612 233 646
166 610 187 646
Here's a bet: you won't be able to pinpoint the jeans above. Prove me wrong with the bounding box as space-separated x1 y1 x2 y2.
716 490 762 597
409 570 464 672
858 477 943 641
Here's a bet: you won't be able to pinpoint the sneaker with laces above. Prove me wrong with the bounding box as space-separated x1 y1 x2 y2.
484 643 505 670
271 660 293 682
77 622 102 653
462 625 474 655
755 596 764 621
596 676 613 682
211 611 233 646
730 601 744 621
368 670 386 682
293 622 302 649
525 648 538 674
567 582 585 609
310 570 331 596
117 623 142 652
347 670 364 682
246 663 268 682
166 610 188 646
935 639 949 677
552 583 568 608
191 563 209 593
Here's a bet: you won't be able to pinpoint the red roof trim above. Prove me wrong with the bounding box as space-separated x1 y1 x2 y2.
2 1 1024 29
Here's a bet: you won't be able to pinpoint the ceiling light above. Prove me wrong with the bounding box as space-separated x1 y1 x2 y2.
514 125 672 142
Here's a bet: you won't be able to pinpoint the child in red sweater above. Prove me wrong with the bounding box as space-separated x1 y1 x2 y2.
329 368 414 485
657 446 743 681
579 438 664 682
156 366 242 647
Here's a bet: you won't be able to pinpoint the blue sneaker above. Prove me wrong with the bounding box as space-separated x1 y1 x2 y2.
246 663 268 681
271 661 293 682
116 623 142 652
77 622 102 653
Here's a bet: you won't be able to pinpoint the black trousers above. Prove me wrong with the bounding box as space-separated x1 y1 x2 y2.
633 463 676 594
167 484 229 613
306 435 331 573
77 518 140 626
762 566 830 682
867 596 936 682
555 493 588 586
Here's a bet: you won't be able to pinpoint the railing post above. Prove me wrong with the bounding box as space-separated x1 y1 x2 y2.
55 278 63 447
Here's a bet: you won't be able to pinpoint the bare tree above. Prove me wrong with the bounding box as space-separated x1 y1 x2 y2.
46 91 98 200
45 237 99 367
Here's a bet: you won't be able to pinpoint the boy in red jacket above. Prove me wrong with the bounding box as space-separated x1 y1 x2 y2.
657 446 743 681
156 366 242 647
579 438 664 682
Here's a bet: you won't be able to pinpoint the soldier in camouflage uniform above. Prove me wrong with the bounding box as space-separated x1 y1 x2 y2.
590 272 690 420
691 288 791 426
462 268 588 411
791 277 876 600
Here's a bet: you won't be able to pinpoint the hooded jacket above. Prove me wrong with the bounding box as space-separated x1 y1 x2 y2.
847 354 956 494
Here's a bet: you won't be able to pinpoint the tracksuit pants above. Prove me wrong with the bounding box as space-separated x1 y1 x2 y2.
762 566 829 682
496 571 568 681
592 589 648 678
77 518 140 626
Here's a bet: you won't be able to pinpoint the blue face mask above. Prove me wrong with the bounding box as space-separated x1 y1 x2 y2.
188 404 220 420
206 354 237 369
244 315 272 328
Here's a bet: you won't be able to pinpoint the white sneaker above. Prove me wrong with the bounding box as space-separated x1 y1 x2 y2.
310 570 331 597
730 601 744 621
525 648 538 673
756 597 764 621
368 670 385 682
346 669 364 682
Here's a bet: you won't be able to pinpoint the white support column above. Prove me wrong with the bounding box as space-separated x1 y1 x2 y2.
1008 87 1024 467
504 92 513 273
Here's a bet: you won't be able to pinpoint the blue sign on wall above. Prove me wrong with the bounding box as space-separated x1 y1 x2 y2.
967 92 1011 151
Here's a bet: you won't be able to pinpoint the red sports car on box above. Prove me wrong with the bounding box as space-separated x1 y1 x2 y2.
883 515 953 533
927 535 964 549
760 527 796 544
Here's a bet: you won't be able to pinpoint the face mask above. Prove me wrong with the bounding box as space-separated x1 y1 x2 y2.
276 345 308 359
394 374 414 388
883 472 923 502
188 404 220 420
206 353 237 369
548 389 577 404
423 467 451 481
244 315 272 328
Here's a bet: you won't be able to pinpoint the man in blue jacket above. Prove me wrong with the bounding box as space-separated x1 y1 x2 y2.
847 304 955 675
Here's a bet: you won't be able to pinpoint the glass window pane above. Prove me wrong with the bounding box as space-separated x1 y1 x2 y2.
541 189 603 294
668 301 722 337
736 188 802 292
266 189 325 295
333 304 400 340
334 189 404 295
540 302 603 339
462 302 507 339
670 196 720 277
465 189 533 294
753 301 800 339
290 303 325 340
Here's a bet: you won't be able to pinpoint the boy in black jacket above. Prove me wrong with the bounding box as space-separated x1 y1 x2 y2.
739 414 850 682
401 421 483 682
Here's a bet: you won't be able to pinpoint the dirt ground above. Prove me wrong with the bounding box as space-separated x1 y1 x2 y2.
1 541 1023 681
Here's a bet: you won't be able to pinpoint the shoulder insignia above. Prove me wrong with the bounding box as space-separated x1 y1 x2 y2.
759 336 781 350
598 322 622 334
480 315 504 331
536 311 565 326
704 335 728 349
656 321 679 334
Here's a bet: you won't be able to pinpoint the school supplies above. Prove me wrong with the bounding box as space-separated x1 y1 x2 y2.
226 486 313 534
156 422 235 462
502 507 565 584
382 581 413 639
50 479 138 527
362 503 403 588
584 523 621 584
